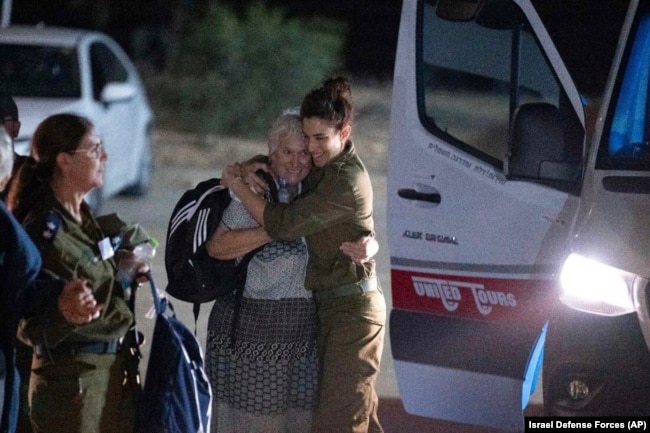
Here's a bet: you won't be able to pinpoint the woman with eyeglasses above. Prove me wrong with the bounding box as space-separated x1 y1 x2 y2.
7 113 152 433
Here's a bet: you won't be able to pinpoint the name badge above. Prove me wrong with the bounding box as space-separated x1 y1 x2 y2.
98 237 115 260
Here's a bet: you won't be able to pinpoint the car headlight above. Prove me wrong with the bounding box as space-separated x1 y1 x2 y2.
560 253 636 316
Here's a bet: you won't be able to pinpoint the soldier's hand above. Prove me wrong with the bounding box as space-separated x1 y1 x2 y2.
222 156 270 194
221 163 240 188
340 236 379 264
241 160 270 195
58 279 103 324
118 251 150 285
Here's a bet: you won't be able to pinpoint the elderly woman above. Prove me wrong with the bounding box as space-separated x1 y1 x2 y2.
7 114 152 433
205 110 377 433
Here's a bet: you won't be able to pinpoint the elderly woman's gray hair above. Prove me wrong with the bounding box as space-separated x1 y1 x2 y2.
0 127 13 191
267 109 303 156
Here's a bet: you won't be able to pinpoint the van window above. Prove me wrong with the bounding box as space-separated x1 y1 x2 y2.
419 0 567 168
598 6 650 171
532 0 627 142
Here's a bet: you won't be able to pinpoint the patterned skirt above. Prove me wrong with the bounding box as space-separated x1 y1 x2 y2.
206 293 319 433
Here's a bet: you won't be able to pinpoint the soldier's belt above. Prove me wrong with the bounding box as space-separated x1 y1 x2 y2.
313 277 378 303
34 340 120 359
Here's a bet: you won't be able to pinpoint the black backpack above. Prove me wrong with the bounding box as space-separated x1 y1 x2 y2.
164 175 276 329
164 178 239 327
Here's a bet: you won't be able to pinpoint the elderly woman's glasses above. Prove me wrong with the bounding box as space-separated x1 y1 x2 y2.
72 141 104 159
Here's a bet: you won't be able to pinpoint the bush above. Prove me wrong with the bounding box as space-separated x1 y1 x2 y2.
154 1 347 140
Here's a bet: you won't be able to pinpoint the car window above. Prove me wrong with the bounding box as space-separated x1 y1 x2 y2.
90 42 129 101
0 45 81 98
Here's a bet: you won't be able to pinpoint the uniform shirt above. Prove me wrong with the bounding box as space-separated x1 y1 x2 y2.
18 188 148 348
263 140 375 293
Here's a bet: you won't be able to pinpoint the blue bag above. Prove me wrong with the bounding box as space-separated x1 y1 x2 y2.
137 272 212 433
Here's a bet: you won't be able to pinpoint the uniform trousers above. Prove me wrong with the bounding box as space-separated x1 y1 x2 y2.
313 289 386 433
28 352 135 433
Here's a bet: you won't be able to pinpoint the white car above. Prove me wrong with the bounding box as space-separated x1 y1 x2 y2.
0 24 154 211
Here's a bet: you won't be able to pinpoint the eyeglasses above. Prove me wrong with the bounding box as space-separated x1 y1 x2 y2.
71 141 104 159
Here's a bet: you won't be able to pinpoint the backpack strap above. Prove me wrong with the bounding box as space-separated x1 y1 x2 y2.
123 274 151 399
146 270 166 315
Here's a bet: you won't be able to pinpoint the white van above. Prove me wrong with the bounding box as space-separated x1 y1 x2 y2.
388 0 650 430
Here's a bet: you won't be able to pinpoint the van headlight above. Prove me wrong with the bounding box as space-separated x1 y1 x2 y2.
560 253 636 316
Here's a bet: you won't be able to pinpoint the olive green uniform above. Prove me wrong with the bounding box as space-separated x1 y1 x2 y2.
17 188 149 433
264 141 386 433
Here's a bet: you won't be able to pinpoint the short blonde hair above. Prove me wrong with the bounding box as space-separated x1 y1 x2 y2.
0 127 13 190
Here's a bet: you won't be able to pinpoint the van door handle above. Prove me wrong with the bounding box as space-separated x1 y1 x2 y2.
398 188 441 204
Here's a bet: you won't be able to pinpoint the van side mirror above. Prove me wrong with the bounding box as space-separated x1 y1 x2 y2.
435 0 480 21
506 102 582 184
436 0 516 29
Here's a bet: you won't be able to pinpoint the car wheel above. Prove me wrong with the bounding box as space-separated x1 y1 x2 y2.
121 132 152 197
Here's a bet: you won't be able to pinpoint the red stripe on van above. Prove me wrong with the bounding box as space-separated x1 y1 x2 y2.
391 269 559 322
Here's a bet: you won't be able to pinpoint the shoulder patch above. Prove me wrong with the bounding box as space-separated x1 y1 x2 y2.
42 211 62 242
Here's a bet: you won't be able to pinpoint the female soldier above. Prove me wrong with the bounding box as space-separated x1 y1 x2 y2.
1 127 100 433
222 77 386 433
7 113 151 433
